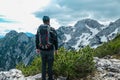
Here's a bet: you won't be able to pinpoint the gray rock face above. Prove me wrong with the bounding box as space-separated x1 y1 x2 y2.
0 30 36 70
94 19 120 39
0 69 66 80
57 19 103 50
0 69 41 80
93 57 120 80
57 18 120 49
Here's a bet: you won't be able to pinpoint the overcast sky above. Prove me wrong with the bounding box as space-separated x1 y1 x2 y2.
0 0 120 35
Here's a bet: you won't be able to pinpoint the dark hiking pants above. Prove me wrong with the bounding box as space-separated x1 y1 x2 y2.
40 50 54 80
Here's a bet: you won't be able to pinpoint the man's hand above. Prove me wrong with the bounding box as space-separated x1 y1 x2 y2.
36 49 40 54
55 50 58 55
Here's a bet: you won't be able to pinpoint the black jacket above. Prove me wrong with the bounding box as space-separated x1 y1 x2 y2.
35 24 58 51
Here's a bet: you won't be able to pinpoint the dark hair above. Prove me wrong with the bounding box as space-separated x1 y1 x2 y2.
42 16 50 23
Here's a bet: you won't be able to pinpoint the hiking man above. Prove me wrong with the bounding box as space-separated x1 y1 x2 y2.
35 16 58 80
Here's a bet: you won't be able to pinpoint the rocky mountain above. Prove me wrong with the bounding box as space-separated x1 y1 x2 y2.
0 18 120 70
0 30 36 70
57 18 120 50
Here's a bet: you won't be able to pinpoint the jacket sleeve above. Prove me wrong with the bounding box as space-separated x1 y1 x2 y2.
35 27 40 49
52 28 58 50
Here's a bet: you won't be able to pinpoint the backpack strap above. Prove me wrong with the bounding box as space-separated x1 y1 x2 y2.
38 24 53 49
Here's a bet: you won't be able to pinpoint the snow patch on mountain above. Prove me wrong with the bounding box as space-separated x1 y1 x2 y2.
73 33 90 50
100 35 108 42
64 34 71 42
85 24 99 36
108 28 119 40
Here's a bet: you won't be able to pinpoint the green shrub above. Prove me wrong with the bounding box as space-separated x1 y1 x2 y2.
16 55 41 76
94 34 120 57
53 46 95 79
16 46 95 79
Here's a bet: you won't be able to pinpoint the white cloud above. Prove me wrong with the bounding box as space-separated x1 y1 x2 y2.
50 19 60 29
0 0 52 35
0 0 50 16
1 0 119 36
35 0 120 27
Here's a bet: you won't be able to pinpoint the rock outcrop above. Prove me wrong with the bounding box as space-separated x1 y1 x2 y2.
93 57 120 80
0 69 41 80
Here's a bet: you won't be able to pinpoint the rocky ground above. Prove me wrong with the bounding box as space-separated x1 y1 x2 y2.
0 69 41 80
92 56 120 80
0 56 120 80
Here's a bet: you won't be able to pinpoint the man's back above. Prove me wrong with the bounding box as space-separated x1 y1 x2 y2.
36 24 58 51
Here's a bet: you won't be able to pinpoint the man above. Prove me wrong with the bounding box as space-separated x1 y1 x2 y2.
35 16 58 80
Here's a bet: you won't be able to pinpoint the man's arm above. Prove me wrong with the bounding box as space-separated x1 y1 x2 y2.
35 27 40 53
52 28 58 54
35 30 39 49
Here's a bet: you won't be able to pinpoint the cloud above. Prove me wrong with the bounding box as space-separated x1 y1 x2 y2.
35 0 120 26
0 18 13 23
0 0 120 35
0 0 50 34
0 15 16 23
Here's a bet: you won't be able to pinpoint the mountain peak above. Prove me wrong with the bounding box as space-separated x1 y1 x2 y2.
0 30 35 70
7 30 18 34
74 18 103 31
5 30 18 38
76 18 99 24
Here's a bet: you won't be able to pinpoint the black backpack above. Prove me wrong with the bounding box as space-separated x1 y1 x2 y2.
38 24 53 49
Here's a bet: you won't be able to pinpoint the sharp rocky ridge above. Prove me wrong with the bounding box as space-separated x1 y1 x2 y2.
0 30 36 70
58 18 120 50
